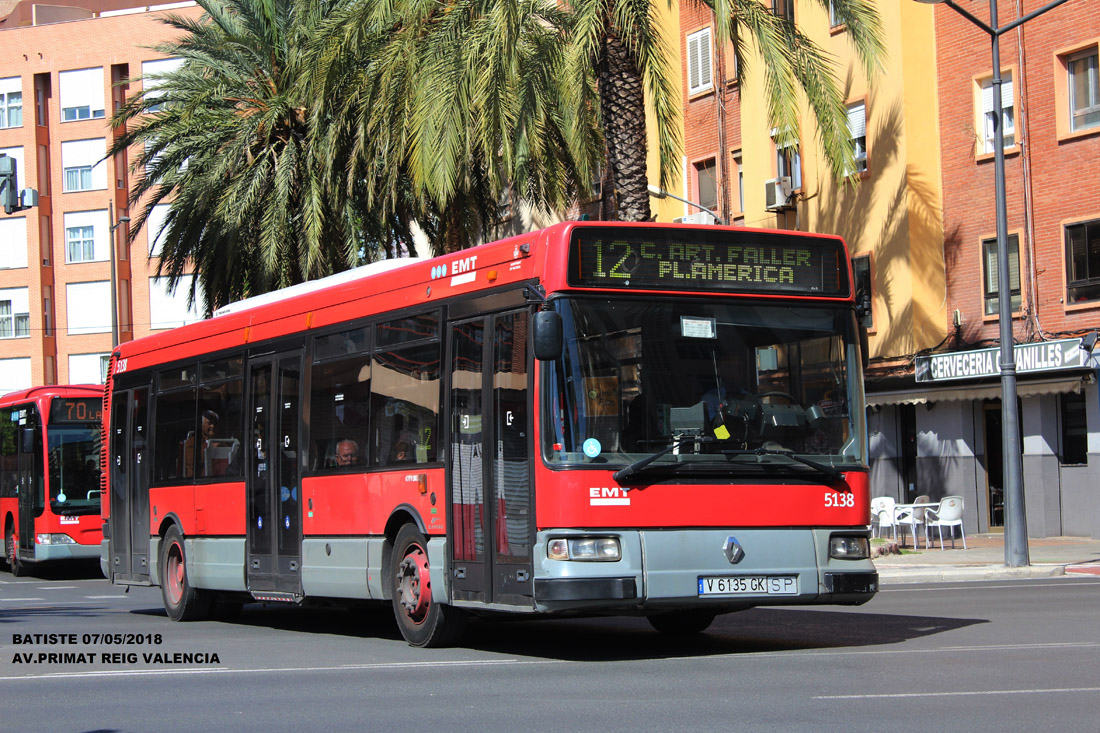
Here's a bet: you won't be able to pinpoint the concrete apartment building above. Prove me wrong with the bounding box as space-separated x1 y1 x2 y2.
673 0 1099 538
0 0 203 392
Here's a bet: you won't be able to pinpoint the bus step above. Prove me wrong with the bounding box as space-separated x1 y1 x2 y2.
250 591 303 604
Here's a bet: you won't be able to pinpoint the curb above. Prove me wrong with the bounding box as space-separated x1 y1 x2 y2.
875 564 1067 585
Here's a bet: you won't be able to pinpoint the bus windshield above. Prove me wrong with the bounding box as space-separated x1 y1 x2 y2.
47 425 101 515
543 296 866 474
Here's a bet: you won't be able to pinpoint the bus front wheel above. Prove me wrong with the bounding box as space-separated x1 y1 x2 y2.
159 526 213 621
5 525 26 577
390 524 465 647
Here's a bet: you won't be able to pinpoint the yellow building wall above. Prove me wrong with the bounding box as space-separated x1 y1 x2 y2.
647 0 685 224
737 0 947 361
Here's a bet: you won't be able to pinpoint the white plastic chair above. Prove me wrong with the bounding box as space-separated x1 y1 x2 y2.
895 494 931 549
870 497 897 541
925 495 967 550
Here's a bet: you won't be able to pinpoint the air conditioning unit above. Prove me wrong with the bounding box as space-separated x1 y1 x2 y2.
674 211 717 225
764 177 793 212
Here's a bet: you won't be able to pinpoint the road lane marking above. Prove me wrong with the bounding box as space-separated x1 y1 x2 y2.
37 586 77 590
816 686 1100 700
884 580 1100 592
0 598 46 602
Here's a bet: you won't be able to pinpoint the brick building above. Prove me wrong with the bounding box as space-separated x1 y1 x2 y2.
674 0 1099 538
0 0 204 391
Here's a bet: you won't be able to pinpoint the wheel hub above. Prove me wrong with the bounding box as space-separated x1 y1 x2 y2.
397 547 431 624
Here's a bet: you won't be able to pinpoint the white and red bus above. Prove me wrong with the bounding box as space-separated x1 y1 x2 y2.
102 222 876 646
2 385 104 576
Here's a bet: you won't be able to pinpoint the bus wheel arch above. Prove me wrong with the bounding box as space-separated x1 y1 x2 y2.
158 524 213 621
389 522 465 647
381 507 426 600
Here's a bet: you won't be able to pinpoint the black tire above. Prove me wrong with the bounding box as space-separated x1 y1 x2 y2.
391 524 465 647
6 524 27 577
647 610 717 635
159 526 213 621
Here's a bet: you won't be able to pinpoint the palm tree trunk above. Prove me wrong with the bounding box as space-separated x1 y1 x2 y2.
597 29 651 222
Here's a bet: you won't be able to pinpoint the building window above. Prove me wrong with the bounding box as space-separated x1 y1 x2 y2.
148 203 171 256
0 77 21 129
731 150 743 213
141 58 184 113
66 281 112 335
66 226 95 262
847 102 868 174
0 358 32 393
69 353 112 385
828 0 841 28
1060 391 1088 465
982 233 1021 315
853 256 873 329
0 287 30 339
694 158 718 215
1066 219 1100 303
60 139 107 192
980 72 1014 153
1068 48 1100 132
686 27 713 96
149 275 203 330
59 68 105 122
0 217 29 269
772 0 794 21
774 133 801 190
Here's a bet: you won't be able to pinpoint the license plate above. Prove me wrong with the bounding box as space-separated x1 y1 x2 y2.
698 575 798 596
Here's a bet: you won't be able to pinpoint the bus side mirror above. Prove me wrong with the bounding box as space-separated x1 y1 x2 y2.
859 323 869 371
21 427 35 453
532 310 562 361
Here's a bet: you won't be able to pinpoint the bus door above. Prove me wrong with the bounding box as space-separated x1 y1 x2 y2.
448 309 533 606
109 387 151 581
16 407 41 560
246 351 303 596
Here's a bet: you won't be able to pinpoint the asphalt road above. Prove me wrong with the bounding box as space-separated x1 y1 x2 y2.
2 564 1099 731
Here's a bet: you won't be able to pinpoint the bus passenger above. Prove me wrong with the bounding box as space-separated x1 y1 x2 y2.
335 439 360 466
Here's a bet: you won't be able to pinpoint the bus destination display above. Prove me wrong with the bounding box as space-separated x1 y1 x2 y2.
569 230 849 297
49 398 102 424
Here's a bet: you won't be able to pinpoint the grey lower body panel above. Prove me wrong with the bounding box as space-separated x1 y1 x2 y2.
32 542 101 562
532 528 877 614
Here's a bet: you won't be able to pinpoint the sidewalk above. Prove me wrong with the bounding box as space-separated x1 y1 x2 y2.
872 533 1100 584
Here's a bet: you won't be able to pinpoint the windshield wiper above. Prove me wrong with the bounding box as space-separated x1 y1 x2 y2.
721 447 845 484
613 435 715 484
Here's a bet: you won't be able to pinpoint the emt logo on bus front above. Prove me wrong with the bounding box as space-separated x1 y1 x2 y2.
589 487 631 506
569 228 849 297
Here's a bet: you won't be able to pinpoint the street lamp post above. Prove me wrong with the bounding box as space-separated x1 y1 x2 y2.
648 185 724 225
108 201 130 349
916 0 1071 567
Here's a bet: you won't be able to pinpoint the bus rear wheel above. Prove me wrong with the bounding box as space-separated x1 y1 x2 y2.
390 524 465 647
647 610 717 635
159 526 213 621
6 525 26 577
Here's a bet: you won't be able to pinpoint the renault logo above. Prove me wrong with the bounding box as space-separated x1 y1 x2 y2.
723 536 745 564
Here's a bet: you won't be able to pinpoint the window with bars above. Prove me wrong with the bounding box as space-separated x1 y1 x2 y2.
1068 49 1100 132
847 102 867 174
772 0 794 21
686 28 713 96
982 234 1021 315
66 225 96 262
1066 219 1100 304
0 300 30 339
980 72 1014 153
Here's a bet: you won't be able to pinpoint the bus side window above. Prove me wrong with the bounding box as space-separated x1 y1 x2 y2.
371 341 440 467
309 351 371 472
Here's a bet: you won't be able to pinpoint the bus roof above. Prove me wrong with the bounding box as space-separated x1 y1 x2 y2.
0 384 103 407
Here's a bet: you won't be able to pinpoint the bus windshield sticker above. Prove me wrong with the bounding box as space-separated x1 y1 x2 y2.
680 316 716 339
582 438 602 458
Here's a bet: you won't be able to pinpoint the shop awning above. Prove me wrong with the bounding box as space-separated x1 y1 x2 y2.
866 375 1092 407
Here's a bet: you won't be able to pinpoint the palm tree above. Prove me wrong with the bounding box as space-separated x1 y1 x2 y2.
567 0 885 222
110 0 414 315
309 0 605 253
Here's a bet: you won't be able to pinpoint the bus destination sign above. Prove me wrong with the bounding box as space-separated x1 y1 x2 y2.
49 397 102 424
569 229 849 297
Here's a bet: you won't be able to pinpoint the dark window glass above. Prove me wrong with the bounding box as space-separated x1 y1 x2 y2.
154 386 196 482
695 158 718 213
201 357 243 382
377 312 439 348
372 342 441 466
1061 391 1088 465
1066 220 1100 304
853 256 872 329
310 355 371 470
196 380 244 478
160 366 197 391
0 407 15 498
983 234 1021 315
315 327 370 362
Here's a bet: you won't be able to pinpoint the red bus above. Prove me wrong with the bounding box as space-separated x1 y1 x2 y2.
102 222 876 646
2 385 104 576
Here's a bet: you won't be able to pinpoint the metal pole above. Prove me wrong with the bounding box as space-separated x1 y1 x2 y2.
988 0 1028 567
108 200 119 348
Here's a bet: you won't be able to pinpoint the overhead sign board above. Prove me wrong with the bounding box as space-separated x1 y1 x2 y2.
915 338 1091 382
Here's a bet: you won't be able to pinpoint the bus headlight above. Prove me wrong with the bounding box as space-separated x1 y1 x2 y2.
829 535 870 560
37 533 77 545
547 537 621 561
